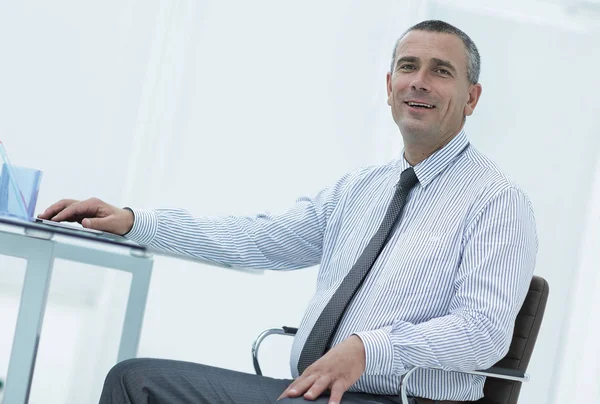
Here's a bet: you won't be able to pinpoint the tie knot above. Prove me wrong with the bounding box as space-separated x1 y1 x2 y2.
398 167 418 190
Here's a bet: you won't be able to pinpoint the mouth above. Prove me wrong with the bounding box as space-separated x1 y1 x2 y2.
404 101 435 110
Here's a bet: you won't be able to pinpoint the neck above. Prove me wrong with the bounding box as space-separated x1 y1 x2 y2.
402 126 463 166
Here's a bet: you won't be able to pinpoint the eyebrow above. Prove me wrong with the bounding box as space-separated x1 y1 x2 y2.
431 57 457 74
395 56 418 69
395 56 458 75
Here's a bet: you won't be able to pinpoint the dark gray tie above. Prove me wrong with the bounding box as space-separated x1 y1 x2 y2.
297 167 419 375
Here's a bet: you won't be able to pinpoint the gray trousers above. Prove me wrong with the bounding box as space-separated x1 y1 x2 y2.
98 358 408 404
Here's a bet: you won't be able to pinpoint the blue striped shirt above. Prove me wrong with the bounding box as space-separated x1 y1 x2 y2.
126 130 537 401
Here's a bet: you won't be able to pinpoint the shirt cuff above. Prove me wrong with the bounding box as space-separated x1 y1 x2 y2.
123 208 158 246
354 327 403 376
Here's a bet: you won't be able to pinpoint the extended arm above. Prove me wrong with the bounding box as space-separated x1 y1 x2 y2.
123 174 354 270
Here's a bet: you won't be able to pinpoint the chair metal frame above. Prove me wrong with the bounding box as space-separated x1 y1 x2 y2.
253 276 548 404
252 328 529 404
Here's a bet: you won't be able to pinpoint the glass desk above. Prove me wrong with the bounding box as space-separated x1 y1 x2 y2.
0 215 264 403
0 216 153 404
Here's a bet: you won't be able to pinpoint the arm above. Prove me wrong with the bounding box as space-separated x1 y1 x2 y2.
123 173 353 270
39 170 360 270
356 187 537 375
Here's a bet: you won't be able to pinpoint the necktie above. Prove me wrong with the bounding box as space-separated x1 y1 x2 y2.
297 167 419 375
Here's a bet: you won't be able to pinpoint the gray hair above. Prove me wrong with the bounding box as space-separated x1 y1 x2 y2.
390 20 481 84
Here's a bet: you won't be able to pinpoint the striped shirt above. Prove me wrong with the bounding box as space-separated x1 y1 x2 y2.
126 130 537 401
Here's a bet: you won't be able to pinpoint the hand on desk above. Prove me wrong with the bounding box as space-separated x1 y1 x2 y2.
38 198 134 235
278 335 366 404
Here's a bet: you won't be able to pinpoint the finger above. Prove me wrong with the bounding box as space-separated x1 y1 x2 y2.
278 374 319 400
82 216 109 230
277 380 300 400
52 199 99 222
277 378 307 400
38 199 78 219
278 375 302 399
303 375 332 401
327 380 346 404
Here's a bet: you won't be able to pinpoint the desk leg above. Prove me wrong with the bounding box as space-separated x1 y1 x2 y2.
117 258 153 362
4 242 55 404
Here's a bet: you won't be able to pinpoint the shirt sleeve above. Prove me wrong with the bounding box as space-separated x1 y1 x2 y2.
124 172 354 270
355 187 538 375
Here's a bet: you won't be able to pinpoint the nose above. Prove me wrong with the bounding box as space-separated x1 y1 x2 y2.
410 71 431 93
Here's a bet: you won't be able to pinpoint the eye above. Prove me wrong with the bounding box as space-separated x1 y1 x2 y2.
435 68 451 76
399 64 416 71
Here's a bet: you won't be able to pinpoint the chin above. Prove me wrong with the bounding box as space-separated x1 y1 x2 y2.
399 121 433 138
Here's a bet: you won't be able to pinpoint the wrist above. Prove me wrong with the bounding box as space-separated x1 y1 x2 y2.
121 207 135 235
353 328 395 376
349 335 366 370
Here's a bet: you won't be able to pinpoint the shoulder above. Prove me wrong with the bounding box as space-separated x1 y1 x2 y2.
459 146 534 218
340 160 401 191
462 146 528 195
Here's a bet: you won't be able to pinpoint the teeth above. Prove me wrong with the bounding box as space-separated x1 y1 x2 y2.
407 102 434 108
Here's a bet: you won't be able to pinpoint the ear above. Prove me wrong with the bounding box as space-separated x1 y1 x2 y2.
386 72 393 106
464 83 482 116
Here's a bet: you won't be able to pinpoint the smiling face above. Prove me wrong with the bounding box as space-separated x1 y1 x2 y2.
387 30 482 148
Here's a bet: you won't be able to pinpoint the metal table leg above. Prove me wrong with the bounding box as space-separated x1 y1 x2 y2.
3 239 55 404
117 256 153 362
52 243 154 362
0 228 153 404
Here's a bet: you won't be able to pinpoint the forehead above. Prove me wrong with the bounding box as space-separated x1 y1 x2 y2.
395 30 468 71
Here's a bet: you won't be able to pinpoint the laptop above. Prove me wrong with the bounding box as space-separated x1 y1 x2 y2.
34 217 104 234
0 214 144 250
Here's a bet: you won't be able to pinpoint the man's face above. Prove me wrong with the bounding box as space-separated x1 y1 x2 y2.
387 30 482 144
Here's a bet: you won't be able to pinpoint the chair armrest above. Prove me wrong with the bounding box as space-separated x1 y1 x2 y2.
399 366 529 404
282 326 298 335
463 366 528 381
252 327 297 376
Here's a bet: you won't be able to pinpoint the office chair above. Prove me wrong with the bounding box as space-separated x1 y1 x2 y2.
252 275 549 404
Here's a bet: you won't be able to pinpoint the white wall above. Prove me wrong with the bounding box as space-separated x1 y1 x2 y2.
0 0 160 402
425 5 600 403
1 1 599 403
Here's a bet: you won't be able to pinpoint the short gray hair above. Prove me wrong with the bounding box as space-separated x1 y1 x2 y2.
390 20 481 84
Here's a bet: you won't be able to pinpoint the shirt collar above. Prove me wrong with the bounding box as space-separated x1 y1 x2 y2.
397 129 469 188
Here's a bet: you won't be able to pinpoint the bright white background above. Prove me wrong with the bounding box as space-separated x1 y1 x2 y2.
0 0 599 403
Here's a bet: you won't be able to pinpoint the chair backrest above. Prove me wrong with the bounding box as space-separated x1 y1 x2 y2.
476 275 549 404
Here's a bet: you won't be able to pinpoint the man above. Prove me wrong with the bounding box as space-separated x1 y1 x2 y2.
39 20 537 404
